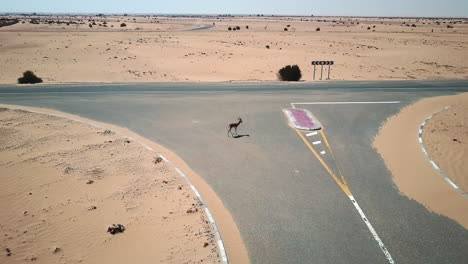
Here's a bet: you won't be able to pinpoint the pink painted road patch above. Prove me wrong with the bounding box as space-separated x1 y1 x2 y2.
284 108 322 130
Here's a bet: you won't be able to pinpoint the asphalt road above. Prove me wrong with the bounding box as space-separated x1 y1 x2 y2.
1 81 467 264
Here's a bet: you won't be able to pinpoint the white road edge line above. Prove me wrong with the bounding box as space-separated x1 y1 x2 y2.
349 196 395 264
306 131 318 137
17 108 230 263
291 101 400 107
312 140 322 145
418 106 467 198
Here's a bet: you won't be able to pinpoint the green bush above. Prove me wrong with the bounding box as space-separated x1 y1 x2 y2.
18 71 43 84
277 65 302 81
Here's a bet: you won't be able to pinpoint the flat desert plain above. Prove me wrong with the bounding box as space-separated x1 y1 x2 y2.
1 15 467 83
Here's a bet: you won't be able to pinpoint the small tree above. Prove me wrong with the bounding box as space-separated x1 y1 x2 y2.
316 27 320 31
120 23 127 27
277 65 302 81
18 71 43 84
228 27 232 30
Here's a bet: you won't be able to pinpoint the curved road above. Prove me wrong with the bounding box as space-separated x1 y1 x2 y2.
1 81 467 263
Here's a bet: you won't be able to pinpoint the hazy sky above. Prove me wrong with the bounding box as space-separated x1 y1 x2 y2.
2 0 467 17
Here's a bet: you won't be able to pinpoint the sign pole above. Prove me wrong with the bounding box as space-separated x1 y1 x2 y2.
327 64 331 80
320 65 323 80
313 65 316 80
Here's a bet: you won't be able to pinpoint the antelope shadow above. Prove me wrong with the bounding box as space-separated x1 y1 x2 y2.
233 134 250 138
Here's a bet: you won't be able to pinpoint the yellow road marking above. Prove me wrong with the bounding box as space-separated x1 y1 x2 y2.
296 129 352 196
319 130 348 185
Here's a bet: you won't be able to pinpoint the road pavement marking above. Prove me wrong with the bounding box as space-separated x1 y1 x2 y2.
296 130 350 195
349 196 395 264
291 101 400 108
320 150 326 155
306 131 318 137
295 129 395 263
418 106 467 197
312 140 322 145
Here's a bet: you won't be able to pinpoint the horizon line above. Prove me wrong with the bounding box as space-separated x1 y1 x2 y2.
1 12 467 19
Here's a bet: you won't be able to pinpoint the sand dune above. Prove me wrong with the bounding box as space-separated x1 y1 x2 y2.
1 15 467 83
0 107 222 263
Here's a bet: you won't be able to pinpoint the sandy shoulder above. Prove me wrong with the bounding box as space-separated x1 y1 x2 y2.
0 105 248 263
374 92 468 229
423 100 467 191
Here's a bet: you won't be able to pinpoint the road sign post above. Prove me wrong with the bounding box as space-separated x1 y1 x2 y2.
311 61 334 80
313 65 316 80
320 65 323 80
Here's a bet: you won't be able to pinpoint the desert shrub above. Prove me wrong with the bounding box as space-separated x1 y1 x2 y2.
246 25 249 29
228 27 232 30
89 23 92 28
235 26 240 30
411 24 416 27
287 25 290 27
277 65 302 81
284 27 288 31
18 71 43 84
316 27 320 31
120 23 127 27
265 45 270 49
447 24 454 28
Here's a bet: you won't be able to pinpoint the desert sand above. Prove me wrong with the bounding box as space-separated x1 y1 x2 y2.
374 92 468 229
1 15 467 83
0 106 225 263
423 100 467 192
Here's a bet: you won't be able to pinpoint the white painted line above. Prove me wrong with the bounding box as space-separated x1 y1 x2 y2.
418 106 467 198
320 150 326 155
445 178 460 189
16 108 230 263
306 132 318 137
312 140 322 145
292 101 400 105
349 196 395 264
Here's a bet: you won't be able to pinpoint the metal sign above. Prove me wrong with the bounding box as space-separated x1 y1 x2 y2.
312 61 334 66
311 61 334 80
